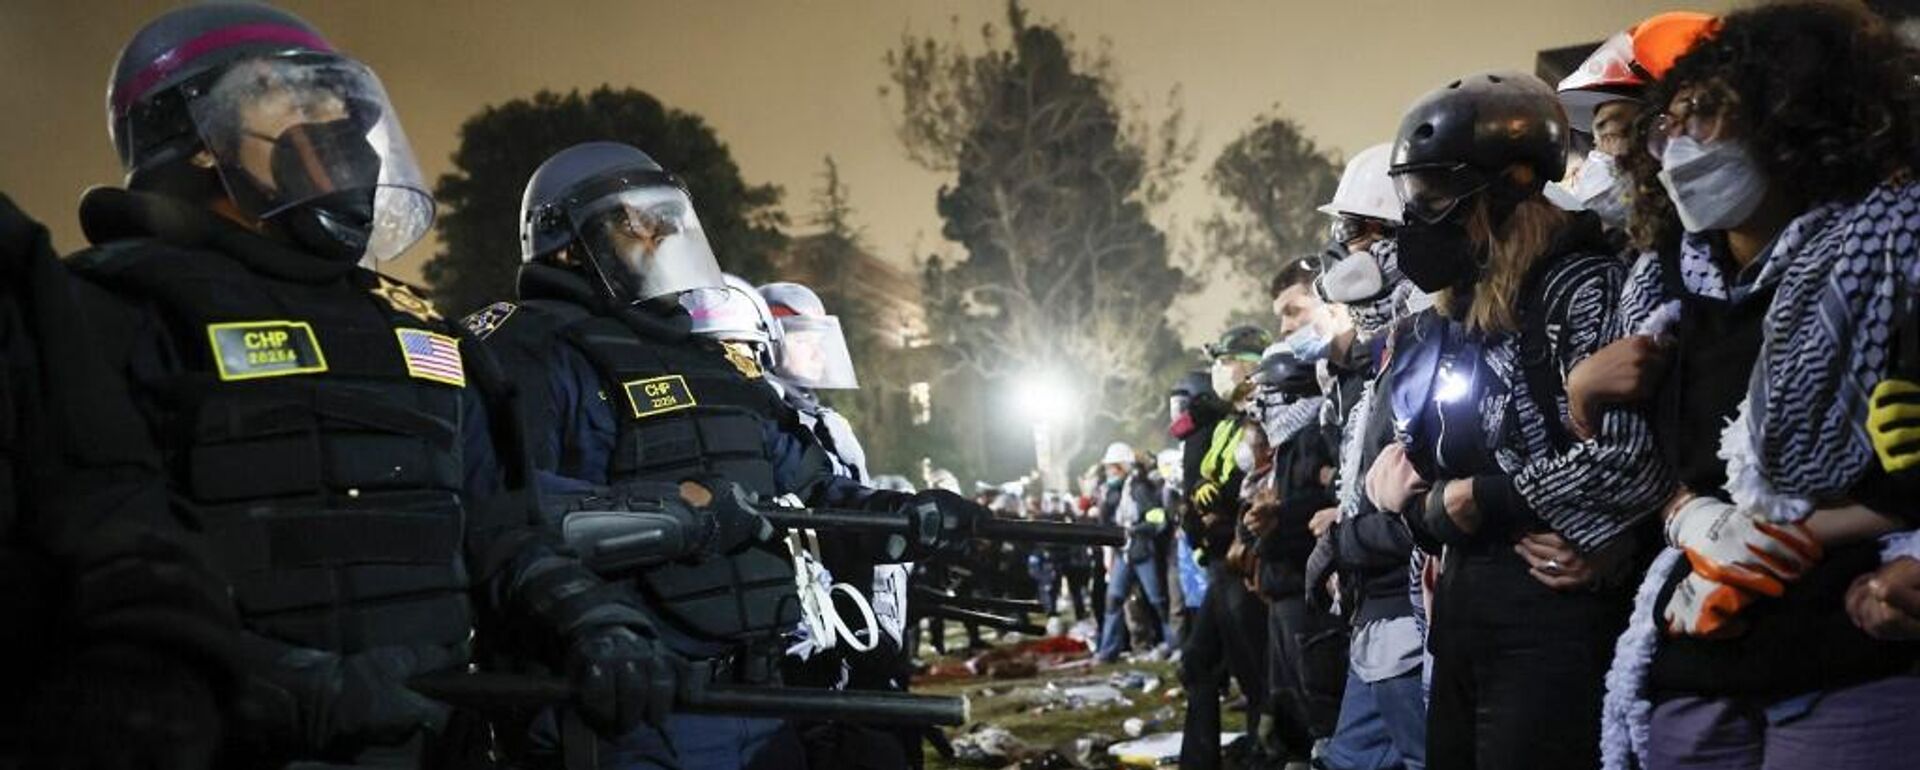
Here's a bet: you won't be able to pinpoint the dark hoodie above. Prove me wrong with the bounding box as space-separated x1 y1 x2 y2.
1180 392 1240 560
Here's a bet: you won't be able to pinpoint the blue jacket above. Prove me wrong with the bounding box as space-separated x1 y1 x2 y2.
524 337 865 506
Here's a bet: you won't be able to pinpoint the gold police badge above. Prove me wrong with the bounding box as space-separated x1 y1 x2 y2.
720 341 764 380
372 276 443 323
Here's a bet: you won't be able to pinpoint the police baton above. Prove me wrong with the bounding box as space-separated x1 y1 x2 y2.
407 669 969 727
910 587 1046 617
908 602 1047 636
754 506 1126 547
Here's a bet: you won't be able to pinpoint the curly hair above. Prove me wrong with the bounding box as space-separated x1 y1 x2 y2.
1622 108 1681 252
1625 0 1920 250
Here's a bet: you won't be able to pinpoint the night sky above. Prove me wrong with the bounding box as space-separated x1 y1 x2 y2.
0 0 1726 340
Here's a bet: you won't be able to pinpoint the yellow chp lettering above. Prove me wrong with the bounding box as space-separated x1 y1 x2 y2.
243 328 296 365
243 330 291 350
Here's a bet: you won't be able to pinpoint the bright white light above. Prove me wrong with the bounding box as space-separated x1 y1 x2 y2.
1434 369 1470 404
1015 376 1077 420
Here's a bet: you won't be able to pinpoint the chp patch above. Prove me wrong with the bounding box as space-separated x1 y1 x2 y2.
462 301 517 340
206 320 328 381
396 328 467 387
623 374 697 418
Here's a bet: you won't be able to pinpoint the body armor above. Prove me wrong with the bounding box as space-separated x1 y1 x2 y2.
69 240 472 655
487 293 799 654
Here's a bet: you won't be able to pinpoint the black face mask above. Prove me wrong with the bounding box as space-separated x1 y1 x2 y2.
1395 214 1483 294
237 116 383 262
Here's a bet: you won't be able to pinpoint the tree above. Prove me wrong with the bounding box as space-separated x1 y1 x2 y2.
1197 111 1342 312
790 157 869 332
883 1 1193 488
783 157 916 475
423 87 787 318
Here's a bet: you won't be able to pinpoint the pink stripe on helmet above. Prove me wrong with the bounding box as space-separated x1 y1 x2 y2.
686 307 744 321
113 23 333 116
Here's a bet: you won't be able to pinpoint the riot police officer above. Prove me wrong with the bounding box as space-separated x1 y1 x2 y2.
0 194 240 768
678 275 912 768
759 281 869 482
755 280 926 767
69 5 670 765
466 141 984 770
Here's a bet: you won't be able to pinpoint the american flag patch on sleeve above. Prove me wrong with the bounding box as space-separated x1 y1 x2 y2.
395 328 466 387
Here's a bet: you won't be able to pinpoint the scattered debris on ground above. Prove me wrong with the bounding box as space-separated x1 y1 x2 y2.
914 623 1250 769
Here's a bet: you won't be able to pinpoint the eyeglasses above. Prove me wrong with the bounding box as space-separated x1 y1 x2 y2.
1645 93 1728 162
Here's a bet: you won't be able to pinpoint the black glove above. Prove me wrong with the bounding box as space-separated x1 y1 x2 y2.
685 475 775 557
246 642 454 757
568 625 685 736
1407 483 1474 553
901 488 985 560
25 644 223 770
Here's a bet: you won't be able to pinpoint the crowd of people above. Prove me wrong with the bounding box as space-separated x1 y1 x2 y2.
965 4 1920 770
5 2 1920 770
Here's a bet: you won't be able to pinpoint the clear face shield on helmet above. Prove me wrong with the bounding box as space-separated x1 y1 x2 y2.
185 53 432 263
773 314 860 390
572 185 726 303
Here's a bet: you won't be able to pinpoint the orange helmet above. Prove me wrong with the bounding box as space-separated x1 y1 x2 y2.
1557 12 1718 133
1630 11 1719 81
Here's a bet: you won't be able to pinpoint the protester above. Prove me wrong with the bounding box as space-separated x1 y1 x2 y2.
1311 144 1432 770
1095 443 1174 661
1181 325 1276 770
1373 69 1671 770
1558 5 1920 768
1244 342 1341 763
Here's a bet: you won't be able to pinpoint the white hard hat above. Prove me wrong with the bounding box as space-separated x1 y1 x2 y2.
1317 143 1402 224
1101 441 1135 466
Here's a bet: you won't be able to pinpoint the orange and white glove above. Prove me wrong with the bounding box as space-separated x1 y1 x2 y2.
1665 495 1822 597
1663 571 1760 637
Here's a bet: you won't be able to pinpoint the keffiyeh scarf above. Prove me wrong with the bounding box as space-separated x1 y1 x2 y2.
1271 396 1325 448
1350 239 1422 339
1723 179 1920 523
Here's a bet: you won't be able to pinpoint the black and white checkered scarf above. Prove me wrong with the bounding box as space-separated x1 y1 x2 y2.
1723 178 1920 522
1349 238 1420 339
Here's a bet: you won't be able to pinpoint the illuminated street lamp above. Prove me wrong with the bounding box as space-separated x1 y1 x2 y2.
1014 375 1076 491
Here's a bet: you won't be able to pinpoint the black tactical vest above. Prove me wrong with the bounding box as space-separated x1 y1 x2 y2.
494 297 799 652
69 241 472 655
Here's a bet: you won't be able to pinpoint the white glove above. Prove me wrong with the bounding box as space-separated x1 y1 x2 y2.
1666 495 1821 597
